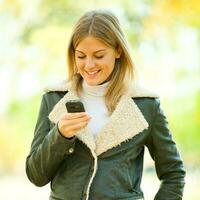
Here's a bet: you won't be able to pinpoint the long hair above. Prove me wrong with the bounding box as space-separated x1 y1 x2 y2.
67 9 135 113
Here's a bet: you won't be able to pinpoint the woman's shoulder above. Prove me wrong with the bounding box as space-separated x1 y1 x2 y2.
41 79 72 103
39 79 71 109
43 79 71 93
127 82 160 111
127 82 159 99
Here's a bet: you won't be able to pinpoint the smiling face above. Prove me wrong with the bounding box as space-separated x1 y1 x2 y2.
75 36 120 86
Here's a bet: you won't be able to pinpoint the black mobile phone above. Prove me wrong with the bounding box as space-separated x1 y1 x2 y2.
65 100 85 113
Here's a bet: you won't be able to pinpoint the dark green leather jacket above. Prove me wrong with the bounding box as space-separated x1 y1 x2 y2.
26 81 185 200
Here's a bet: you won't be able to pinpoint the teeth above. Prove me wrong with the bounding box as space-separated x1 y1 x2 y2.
87 71 99 75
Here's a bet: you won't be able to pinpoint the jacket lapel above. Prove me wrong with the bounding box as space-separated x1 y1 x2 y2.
95 94 148 156
47 80 158 156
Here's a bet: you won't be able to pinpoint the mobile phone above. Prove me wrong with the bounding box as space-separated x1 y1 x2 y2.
65 100 85 113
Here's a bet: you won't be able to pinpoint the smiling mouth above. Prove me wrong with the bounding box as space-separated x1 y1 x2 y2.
86 70 101 76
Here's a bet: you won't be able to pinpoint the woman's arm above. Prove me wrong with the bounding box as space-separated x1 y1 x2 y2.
145 99 186 200
26 93 76 186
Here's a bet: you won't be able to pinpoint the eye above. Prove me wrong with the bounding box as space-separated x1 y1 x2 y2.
77 56 85 59
95 55 104 59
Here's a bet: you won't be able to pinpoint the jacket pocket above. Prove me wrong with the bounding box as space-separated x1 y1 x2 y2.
112 163 143 199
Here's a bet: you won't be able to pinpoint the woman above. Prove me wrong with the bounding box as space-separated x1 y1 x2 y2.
26 10 185 200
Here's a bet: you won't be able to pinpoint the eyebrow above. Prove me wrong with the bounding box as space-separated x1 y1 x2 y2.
75 49 107 53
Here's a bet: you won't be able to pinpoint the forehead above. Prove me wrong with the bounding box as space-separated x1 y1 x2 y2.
75 36 111 52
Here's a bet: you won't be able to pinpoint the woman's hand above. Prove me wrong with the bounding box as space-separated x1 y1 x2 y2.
57 112 91 138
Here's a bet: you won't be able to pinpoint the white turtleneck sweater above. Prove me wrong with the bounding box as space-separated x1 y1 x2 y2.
80 81 110 139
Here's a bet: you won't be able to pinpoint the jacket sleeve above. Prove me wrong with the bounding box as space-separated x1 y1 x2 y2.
26 93 76 187
145 99 186 200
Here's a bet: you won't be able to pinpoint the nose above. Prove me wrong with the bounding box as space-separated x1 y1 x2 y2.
85 57 95 69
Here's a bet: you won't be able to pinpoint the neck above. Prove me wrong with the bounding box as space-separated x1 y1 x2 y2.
82 80 109 97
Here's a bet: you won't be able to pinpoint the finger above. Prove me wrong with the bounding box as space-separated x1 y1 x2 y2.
65 121 89 133
61 112 89 120
62 116 91 127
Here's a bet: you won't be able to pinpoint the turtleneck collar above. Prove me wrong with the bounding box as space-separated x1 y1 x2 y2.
82 80 110 97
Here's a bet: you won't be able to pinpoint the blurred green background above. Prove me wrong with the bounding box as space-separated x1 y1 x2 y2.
0 0 200 199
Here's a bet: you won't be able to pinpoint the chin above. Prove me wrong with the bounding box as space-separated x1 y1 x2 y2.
85 79 101 86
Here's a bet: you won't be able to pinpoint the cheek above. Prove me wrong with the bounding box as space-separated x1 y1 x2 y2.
101 55 114 65
75 60 84 70
102 57 116 73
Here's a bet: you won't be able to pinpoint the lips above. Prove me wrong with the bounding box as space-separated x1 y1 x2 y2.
86 70 101 77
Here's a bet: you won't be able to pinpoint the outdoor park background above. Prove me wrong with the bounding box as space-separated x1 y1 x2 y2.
0 0 200 199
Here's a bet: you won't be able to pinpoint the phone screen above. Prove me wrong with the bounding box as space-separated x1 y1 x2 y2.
65 100 85 113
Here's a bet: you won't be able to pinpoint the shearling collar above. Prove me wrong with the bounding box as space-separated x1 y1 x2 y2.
45 79 158 156
44 79 158 98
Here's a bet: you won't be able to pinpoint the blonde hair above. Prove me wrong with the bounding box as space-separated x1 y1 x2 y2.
67 9 135 113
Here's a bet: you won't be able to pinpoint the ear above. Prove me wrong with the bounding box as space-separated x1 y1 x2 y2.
115 46 122 58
